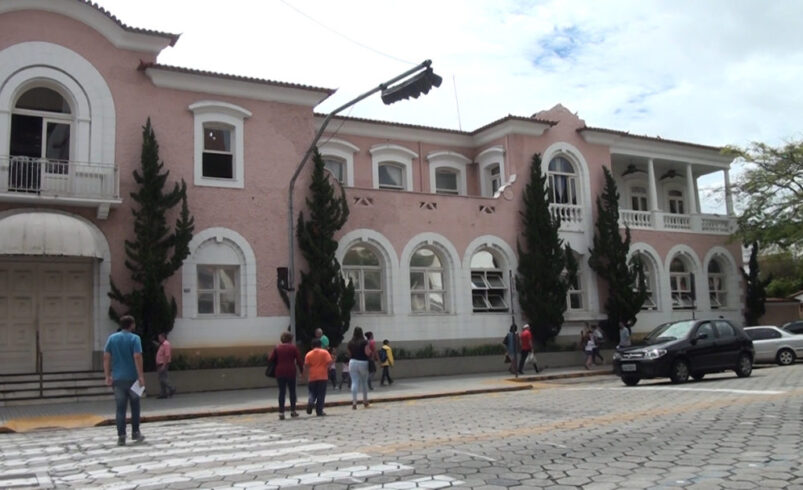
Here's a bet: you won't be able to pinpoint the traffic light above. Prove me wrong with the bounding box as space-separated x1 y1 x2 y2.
381 67 443 105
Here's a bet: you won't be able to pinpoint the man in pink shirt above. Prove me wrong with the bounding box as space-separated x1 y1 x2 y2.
156 333 176 399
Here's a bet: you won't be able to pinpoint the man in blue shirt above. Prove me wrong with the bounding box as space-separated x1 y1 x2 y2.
104 315 146 446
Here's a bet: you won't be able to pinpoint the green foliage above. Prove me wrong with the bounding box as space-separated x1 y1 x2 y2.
295 149 355 348
588 167 649 339
108 118 194 370
516 153 577 344
761 252 803 298
741 242 771 326
723 140 803 250
170 353 265 371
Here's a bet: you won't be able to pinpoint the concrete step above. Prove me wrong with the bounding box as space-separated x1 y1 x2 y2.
1 385 110 401
0 371 107 402
0 371 105 383
0 392 114 407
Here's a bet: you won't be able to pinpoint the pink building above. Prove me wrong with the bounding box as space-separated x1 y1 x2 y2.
0 1 741 374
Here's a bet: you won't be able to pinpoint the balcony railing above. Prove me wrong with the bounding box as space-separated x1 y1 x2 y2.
619 208 734 235
1 155 119 201
550 204 584 231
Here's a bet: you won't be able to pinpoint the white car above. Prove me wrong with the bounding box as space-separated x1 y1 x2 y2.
743 326 803 366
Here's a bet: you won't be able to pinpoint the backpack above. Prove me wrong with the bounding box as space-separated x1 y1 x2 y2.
378 347 388 362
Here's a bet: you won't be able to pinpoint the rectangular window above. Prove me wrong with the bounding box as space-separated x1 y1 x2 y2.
202 127 234 179
471 270 508 313
671 274 694 309
378 163 404 189
435 170 458 195
324 157 344 183
197 265 239 315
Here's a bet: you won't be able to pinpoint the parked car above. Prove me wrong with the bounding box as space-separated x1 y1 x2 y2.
781 320 803 335
743 326 803 365
613 319 754 386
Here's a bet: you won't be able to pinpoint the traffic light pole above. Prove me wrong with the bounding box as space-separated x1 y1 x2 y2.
286 60 438 344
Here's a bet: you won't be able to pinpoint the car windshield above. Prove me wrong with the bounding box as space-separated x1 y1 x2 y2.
643 320 695 344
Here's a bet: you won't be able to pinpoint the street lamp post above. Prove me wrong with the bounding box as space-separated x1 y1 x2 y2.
283 60 442 342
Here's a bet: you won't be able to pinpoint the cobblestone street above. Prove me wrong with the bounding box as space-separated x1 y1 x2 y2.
2 365 802 489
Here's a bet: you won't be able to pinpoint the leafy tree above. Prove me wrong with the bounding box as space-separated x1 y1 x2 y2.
588 167 649 340
516 153 577 344
295 149 355 347
109 118 194 369
760 251 803 298
741 241 770 326
724 140 803 251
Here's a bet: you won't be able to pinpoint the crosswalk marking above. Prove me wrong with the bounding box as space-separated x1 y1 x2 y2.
0 421 464 489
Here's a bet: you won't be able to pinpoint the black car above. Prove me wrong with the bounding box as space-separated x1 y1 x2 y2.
781 320 803 335
613 319 754 386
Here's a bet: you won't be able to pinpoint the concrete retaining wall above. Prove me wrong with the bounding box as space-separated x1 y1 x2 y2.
145 349 613 394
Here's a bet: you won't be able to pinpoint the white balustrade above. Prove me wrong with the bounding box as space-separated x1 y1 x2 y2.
0 156 118 201
619 210 653 229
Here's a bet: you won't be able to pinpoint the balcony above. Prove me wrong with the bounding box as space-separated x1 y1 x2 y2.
620 209 734 235
0 156 120 219
550 204 584 232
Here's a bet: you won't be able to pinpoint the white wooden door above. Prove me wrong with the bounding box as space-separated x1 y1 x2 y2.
0 260 93 374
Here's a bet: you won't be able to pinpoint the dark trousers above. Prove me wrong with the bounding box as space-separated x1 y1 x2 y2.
381 365 393 384
518 349 538 373
277 377 297 413
328 368 337 389
338 372 351 390
112 379 140 437
157 364 174 396
307 380 328 414
593 347 604 364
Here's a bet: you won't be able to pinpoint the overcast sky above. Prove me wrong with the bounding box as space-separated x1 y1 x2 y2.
93 0 803 211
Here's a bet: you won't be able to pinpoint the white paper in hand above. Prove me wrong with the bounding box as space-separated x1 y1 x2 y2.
130 380 145 398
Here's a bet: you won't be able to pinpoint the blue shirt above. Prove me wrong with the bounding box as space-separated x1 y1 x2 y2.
104 330 142 380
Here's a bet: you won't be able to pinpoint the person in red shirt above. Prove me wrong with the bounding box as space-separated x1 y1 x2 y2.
518 324 540 374
304 338 333 416
155 333 176 399
268 332 303 420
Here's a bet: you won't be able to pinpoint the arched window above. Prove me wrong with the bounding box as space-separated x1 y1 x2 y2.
708 259 726 309
470 250 508 312
10 87 73 192
410 247 446 313
566 252 584 311
195 239 243 316
670 257 694 309
631 186 648 211
547 156 578 205
668 189 685 214
633 252 657 310
343 244 384 313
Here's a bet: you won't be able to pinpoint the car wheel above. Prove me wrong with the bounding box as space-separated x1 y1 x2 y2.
622 376 640 386
735 353 753 377
692 372 705 381
776 348 796 366
670 359 690 383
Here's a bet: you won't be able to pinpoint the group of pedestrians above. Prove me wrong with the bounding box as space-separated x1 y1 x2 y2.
503 324 541 375
580 320 633 369
267 326 395 419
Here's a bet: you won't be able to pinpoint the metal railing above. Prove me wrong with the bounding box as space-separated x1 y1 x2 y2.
0 155 119 200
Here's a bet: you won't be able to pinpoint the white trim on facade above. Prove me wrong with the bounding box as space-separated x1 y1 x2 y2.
629 242 666 312
182 227 257 319
665 244 703 312
399 233 463 316
370 144 417 191
702 246 741 312
462 235 519 317
189 101 251 189
427 151 470 195
336 229 400 316
318 138 359 187
476 146 506 198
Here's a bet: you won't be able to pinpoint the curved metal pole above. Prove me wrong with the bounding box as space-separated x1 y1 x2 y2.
287 60 433 342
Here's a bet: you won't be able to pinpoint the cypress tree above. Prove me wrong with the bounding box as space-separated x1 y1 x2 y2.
588 167 648 340
295 149 355 347
516 153 577 344
109 118 194 369
741 241 770 326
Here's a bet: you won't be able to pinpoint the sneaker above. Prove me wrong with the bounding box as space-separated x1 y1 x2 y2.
306 403 313 415
132 433 145 443
290 411 299 418
316 411 327 417
117 436 126 446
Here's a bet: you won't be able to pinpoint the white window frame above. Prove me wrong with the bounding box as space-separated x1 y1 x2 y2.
670 258 694 309
343 245 385 314
189 101 251 189
636 255 658 310
197 264 241 316
666 187 685 215
547 156 579 205
630 185 649 211
470 249 509 313
318 138 358 187
370 144 416 191
708 260 726 309
427 151 470 195
477 146 505 198
410 247 448 314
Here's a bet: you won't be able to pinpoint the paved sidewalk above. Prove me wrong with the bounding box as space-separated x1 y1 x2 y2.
0 366 612 433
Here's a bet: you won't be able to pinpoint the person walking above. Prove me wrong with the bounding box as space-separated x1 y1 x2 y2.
155 332 176 399
379 339 394 385
618 320 632 348
268 331 303 420
103 315 146 446
314 328 330 349
304 338 332 416
347 327 371 409
517 324 540 374
365 331 378 390
337 352 351 391
504 324 519 375
592 324 605 365
582 327 596 369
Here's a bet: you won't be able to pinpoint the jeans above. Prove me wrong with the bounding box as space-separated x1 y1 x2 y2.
307 380 328 414
349 359 369 404
277 377 297 413
112 379 140 437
